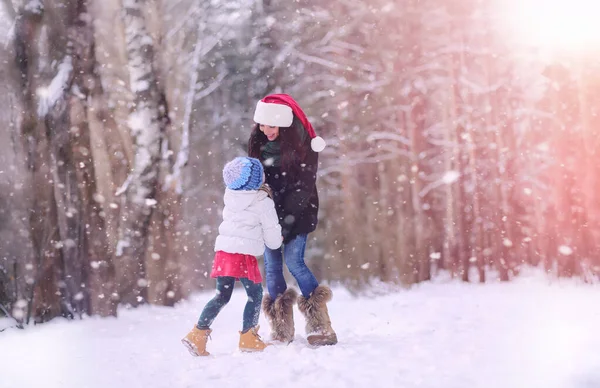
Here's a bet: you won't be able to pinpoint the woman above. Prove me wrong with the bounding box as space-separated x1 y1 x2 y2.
248 93 337 346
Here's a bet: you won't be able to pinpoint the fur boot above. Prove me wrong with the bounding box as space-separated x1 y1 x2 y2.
262 288 297 343
239 325 270 352
297 285 338 346
181 326 211 356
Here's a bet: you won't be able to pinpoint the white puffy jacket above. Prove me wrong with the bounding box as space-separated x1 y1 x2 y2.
214 188 282 256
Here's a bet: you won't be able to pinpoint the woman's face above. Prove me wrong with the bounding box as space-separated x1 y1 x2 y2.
259 124 280 141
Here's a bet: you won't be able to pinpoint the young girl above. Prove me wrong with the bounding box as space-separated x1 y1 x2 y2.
182 156 282 356
249 94 337 346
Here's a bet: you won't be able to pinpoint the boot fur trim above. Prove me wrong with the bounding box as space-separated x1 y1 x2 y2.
297 285 332 317
262 288 297 343
297 285 338 346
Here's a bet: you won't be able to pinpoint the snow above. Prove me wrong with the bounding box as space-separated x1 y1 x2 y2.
122 0 155 95
115 175 132 196
144 198 158 207
115 239 130 256
127 108 153 138
24 0 44 14
419 170 461 197
442 170 460 184
1 272 599 388
559 245 574 256
36 56 73 117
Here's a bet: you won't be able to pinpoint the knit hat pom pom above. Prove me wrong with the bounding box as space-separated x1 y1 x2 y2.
311 136 326 152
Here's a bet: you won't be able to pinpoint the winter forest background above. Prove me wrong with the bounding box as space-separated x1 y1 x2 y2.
1 0 599 326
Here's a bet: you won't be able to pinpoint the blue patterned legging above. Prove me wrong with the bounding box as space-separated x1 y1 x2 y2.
197 276 263 333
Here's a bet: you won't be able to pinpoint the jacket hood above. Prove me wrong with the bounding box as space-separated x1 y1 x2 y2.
223 188 267 212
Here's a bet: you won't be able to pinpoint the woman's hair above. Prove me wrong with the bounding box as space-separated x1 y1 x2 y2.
248 116 309 179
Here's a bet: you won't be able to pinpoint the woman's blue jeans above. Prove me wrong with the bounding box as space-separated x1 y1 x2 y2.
263 234 319 298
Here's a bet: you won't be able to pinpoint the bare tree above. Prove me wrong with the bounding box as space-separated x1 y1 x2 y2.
35 0 117 317
114 0 169 306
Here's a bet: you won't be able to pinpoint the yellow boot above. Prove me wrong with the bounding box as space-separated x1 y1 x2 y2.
181 326 211 356
239 326 270 352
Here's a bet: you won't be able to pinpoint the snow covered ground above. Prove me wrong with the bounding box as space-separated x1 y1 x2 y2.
1 272 599 388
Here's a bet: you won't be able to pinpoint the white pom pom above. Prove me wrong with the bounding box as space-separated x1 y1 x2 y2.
311 136 326 152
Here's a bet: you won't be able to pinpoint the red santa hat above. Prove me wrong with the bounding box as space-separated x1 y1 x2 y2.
253 93 326 152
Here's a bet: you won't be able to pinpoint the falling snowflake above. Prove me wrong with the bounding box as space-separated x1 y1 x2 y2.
12 308 24 320
558 245 573 256
15 299 28 309
93 193 106 203
137 279 149 287
442 170 460 184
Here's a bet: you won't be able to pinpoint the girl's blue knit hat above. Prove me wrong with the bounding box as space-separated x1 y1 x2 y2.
222 157 264 191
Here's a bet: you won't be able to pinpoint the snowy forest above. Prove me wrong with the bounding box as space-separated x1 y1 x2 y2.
1 0 599 327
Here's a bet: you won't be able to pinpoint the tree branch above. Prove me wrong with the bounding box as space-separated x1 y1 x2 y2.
0 302 23 329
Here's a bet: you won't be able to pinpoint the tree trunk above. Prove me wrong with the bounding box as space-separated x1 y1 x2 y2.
408 95 431 283
376 161 395 283
39 0 118 317
10 1 66 324
441 73 457 277
69 3 118 316
115 0 167 306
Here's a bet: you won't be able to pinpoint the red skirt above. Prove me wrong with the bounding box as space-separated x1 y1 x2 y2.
210 251 263 284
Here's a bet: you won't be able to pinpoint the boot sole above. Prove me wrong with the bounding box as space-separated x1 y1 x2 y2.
239 347 267 353
270 335 294 344
181 338 209 357
269 339 294 345
307 335 338 347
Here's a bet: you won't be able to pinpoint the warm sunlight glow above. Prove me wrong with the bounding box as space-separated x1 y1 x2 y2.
502 0 600 54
